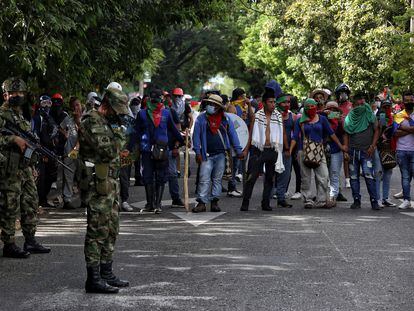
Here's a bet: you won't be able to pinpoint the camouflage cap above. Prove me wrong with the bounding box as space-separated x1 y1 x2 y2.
104 87 129 115
2 78 27 93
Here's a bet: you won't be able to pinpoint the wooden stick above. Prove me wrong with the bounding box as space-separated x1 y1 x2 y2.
184 129 190 212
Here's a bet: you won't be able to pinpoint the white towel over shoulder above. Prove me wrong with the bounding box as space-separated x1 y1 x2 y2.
251 109 285 173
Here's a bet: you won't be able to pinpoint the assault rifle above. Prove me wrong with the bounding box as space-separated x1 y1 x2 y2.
2 120 74 173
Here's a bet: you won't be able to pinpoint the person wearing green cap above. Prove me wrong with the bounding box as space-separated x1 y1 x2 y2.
79 87 130 293
290 98 347 209
343 93 380 210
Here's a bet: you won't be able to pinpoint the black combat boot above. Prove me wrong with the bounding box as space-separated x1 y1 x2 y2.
100 261 129 287
85 265 119 294
3 243 30 258
154 184 165 213
143 184 155 212
210 199 221 212
24 237 51 254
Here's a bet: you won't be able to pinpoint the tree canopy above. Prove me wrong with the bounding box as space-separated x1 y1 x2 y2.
1 0 413 97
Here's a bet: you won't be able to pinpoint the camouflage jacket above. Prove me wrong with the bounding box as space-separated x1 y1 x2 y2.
0 106 30 157
79 110 126 171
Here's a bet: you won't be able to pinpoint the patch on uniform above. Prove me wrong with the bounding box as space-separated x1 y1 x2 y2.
100 136 110 144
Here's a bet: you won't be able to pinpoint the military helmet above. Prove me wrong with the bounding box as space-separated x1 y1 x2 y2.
104 87 128 115
2 78 27 94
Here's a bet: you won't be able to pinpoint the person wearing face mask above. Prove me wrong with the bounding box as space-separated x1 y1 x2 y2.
322 101 346 207
79 87 131 293
0 78 51 258
167 88 188 208
128 89 184 213
50 93 69 157
344 93 380 210
290 99 346 209
335 83 353 188
32 95 59 208
192 94 244 213
394 91 414 209
273 93 294 208
374 99 398 208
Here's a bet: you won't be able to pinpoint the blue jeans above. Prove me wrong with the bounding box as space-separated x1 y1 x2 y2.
228 157 240 191
168 151 180 200
373 150 394 201
275 154 292 202
197 153 225 204
396 150 414 201
329 152 343 198
349 148 377 203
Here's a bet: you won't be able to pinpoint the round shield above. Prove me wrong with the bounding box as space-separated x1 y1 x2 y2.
227 113 249 156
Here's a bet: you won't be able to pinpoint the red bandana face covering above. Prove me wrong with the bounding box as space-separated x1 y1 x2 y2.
306 106 317 120
207 111 223 134
147 101 164 127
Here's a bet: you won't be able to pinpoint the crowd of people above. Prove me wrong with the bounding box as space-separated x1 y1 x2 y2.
0 76 413 294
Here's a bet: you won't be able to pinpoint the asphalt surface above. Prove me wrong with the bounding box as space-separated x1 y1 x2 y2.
1 158 414 311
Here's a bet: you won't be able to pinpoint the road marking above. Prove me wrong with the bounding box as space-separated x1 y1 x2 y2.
171 212 226 227
322 230 349 263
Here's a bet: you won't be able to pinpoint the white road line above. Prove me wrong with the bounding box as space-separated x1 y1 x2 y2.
322 230 349 263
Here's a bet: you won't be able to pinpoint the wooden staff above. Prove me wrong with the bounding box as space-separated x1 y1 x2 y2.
184 129 190 212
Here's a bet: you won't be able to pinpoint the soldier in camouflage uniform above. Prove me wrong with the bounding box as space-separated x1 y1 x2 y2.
79 87 130 294
0 78 51 258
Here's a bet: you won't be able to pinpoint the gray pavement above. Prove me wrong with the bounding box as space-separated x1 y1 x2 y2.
1 159 414 311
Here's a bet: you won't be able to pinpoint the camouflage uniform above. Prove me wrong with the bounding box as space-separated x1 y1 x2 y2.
0 80 38 245
79 92 127 267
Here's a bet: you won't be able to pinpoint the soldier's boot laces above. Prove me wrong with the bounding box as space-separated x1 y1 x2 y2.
3 243 30 258
24 237 51 254
100 261 129 287
85 265 119 294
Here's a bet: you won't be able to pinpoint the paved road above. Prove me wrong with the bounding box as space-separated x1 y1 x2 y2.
1 160 414 311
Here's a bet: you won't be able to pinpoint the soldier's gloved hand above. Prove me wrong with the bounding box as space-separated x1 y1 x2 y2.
13 136 27 153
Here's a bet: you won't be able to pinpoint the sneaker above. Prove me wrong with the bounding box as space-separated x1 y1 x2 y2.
336 193 347 202
304 200 314 209
51 182 58 190
399 200 412 210
371 201 381 210
235 174 243 182
285 191 293 199
261 200 273 211
394 191 404 199
171 199 185 208
315 201 327 209
39 200 55 208
345 178 351 188
121 202 133 212
192 202 206 213
382 199 396 207
227 190 242 198
350 200 361 209
291 192 302 200
272 194 278 200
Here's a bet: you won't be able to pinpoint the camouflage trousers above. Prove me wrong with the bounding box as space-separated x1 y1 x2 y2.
0 167 38 244
84 177 120 267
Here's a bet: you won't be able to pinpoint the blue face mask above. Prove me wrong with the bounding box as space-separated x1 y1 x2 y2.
206 105 216 115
